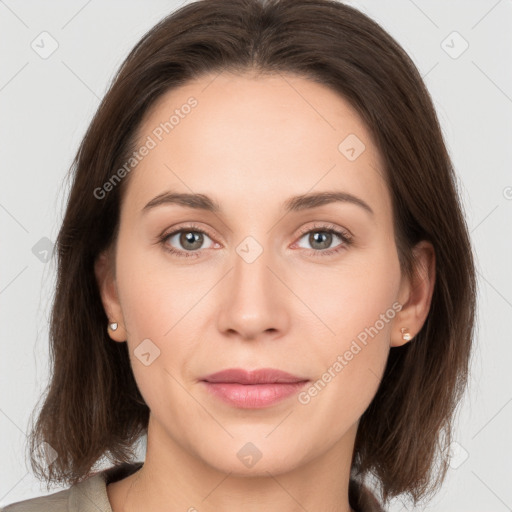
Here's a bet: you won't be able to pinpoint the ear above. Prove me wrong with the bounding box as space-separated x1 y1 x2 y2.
94 248 127 343
392 240 436 347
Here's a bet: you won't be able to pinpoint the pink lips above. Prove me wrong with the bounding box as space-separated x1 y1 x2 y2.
200 368 309 409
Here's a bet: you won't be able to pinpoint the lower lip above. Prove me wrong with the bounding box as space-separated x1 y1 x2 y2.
201 381 309 408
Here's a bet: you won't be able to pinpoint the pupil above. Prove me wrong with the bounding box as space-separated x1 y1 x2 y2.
181 231 203 250
311 231 331 250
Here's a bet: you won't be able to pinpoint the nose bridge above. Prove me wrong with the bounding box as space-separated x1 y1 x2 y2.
217 233 289 339
234 237 272 295
232 236 278 311
231 222 277 296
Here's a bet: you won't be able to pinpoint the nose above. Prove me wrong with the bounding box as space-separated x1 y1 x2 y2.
216 243 290 342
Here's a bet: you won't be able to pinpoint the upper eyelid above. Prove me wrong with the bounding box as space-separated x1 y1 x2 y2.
296 222 351 238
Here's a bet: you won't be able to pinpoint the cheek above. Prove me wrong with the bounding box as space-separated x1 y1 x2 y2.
297 305 392 433
114 234 204 377
296 244 399 416
119 274 166 341
116 267 197 418
115 230 190 338
292 242 401 341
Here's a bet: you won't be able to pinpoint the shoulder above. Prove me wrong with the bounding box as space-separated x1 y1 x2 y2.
0 473 109 512
1 462 143 512
1 487 71 512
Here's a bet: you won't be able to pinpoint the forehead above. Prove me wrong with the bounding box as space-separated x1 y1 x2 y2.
124 71 390 222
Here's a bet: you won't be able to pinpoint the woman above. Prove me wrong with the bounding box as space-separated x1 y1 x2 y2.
2 0 476 511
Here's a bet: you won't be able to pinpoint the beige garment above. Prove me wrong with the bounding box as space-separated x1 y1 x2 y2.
1 462 143 512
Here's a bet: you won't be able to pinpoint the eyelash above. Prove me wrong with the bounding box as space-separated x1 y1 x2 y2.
158 222 353 259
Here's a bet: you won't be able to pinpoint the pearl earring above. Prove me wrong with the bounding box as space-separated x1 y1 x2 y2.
109 322 118 331
400 327 412 341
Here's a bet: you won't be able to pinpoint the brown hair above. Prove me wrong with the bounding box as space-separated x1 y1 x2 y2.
27 0 476 508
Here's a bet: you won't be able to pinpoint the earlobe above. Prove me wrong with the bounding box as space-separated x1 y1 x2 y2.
94 249 127 343
400 327 412 341
391 326 414 348
391 241 436 348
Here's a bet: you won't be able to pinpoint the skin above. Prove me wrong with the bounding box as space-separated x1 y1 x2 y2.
95 71 435 512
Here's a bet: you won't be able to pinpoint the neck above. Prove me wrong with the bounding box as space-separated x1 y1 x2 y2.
112 415 358 512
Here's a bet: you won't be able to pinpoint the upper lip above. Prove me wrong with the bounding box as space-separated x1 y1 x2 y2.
201 368 309 384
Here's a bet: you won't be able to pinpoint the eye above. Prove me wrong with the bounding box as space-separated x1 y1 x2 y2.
158 222 353 259
294 223 352 257
159 223 216 258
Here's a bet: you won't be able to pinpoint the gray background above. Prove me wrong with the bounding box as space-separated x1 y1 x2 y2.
1 0 511 510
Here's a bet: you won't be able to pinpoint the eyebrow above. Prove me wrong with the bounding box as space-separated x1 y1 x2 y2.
141 190 374 216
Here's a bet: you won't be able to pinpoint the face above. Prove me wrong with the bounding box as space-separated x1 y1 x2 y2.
97 71 416 477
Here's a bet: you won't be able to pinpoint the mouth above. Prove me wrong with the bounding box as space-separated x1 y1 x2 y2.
201 367 308 384
199 368 310 409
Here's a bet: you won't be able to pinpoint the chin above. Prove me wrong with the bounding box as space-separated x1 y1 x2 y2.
197 438 308 478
